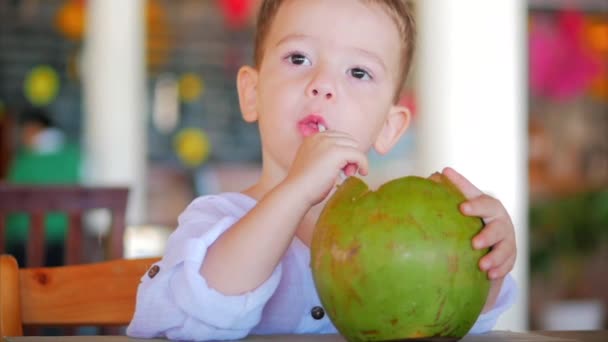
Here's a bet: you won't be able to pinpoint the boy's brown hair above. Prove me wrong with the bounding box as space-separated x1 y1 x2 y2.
253 0 417 100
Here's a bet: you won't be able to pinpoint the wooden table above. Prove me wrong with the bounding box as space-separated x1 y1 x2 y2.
3 331 607 342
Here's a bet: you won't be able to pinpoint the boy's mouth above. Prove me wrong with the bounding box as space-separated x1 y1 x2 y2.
298 115 327 137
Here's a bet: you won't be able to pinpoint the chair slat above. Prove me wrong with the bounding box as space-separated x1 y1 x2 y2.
0 211 6 253
110 210 126 259
26 212 45 267
65 212 83 265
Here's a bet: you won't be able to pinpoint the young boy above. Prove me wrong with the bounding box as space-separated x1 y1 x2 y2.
127 0 517 340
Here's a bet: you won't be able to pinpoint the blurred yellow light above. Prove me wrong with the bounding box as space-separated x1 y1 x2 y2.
179 73 204 103
174 128 211 167
24 65 60 106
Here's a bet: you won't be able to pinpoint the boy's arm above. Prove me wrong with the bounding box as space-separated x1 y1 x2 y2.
201 130 368 295
127 194 285 341
200 181 309 295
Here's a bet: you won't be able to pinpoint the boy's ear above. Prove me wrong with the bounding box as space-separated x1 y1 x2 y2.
237 66 259 123
373 105 411 155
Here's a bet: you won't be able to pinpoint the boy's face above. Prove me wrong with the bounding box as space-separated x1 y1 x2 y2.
239 0 410 173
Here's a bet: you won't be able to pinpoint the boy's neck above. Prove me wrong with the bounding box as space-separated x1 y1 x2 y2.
242 160 287 201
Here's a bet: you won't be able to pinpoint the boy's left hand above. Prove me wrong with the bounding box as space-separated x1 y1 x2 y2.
442 167 517 312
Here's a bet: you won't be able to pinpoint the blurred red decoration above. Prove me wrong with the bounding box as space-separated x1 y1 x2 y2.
529 11 602 101
55 0 86 41
218 0 253 29
147 0 171 74
585 18 608 102
585 20 608 56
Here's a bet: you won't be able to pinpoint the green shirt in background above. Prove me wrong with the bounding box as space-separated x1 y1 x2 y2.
6 143 81 245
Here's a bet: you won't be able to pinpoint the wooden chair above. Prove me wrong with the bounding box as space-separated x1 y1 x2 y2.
0 184 129 267
0 111 15 180
0 254 158 337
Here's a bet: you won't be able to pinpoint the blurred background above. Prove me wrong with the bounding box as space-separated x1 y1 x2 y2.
0 0 606 333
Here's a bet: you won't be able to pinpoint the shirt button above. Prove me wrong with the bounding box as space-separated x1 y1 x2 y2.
148 265 160 278
311 306 325 320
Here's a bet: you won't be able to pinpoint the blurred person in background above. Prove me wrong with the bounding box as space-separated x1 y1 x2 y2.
6 107 81 266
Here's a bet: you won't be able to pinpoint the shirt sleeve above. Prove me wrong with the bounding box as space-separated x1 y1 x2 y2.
468 274 518 334
126 196 283 341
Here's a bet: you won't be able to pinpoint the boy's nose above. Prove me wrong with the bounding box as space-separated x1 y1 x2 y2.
309 87 333 100
306 72 335 100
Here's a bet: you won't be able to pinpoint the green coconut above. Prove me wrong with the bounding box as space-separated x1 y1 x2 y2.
311 173 490 341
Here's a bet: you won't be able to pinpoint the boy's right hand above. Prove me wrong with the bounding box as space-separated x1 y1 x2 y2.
284 130 369 207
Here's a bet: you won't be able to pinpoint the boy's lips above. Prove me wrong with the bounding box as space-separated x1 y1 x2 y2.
298 114 327 137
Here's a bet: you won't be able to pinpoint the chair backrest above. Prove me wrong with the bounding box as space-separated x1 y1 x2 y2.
0 254 158 336
0 184 129 266
0 113 15 180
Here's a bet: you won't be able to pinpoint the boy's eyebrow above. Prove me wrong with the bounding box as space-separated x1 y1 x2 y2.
275 33 309 47
351 47 387 73
275 33 387 73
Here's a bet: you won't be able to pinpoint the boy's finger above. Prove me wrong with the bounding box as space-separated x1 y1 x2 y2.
460 194 505 222
340 148 368 176
442 167 483 199
479 239 512 271
317 131 356 142
332 139 359 149
321 130 356 140
489 254 516 280
343 163 358 176
472 221 505 249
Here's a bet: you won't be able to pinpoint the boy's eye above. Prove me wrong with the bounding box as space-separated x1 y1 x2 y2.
350 68 372 80
349 68 372 80
288 54 311 66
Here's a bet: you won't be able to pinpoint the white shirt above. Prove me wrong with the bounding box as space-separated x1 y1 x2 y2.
127 192 517 341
